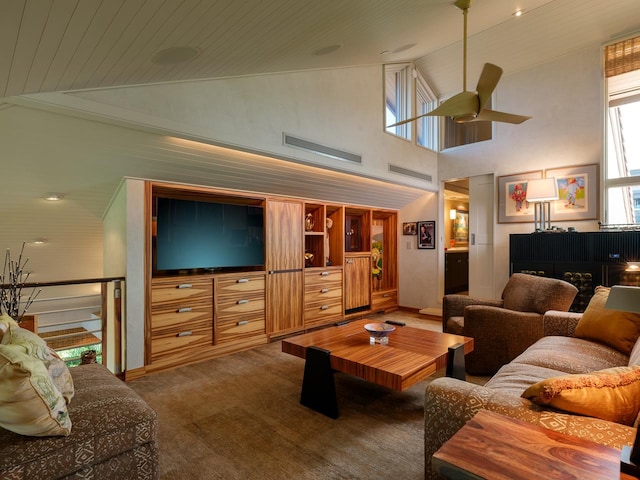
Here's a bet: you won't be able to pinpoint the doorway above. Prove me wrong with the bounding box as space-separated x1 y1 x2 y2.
444 179 469 294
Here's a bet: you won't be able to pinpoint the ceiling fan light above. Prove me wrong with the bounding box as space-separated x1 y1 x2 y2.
454 114 476 123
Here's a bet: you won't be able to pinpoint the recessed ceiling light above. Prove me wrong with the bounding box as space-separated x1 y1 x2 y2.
513 9 525 17
30 238 48 245
313 44 342 56
151 46 200 65
43 192 63 201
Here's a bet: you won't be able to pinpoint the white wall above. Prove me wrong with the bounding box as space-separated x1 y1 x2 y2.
438 45 603 295
398 192 440 309
70 65 439 191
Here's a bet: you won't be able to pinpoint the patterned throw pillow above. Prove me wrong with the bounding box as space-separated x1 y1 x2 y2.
522 365 640 426
0 314 73 436
575 286 640 355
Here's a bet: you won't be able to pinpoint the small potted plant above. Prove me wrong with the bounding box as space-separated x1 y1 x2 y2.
0 243 41 329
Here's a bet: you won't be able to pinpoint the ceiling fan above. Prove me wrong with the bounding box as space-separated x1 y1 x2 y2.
390 0 531 127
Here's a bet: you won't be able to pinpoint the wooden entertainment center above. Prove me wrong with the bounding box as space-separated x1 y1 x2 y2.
144 182 398 373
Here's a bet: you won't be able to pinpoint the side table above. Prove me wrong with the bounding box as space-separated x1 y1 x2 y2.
432 409 635 480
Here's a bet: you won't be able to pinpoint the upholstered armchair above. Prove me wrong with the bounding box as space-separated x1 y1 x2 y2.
443 273 578 375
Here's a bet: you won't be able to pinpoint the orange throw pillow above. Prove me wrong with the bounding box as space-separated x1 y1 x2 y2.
575 286 640 355
522 365 640 426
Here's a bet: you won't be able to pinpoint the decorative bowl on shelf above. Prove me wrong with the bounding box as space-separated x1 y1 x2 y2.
364 322 395 344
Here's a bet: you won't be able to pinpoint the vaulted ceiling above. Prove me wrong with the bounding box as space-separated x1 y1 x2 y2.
4 0 638 99
2 0 640 280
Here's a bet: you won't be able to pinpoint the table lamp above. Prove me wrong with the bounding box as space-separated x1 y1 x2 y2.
605 285 640 477
525 177 558 232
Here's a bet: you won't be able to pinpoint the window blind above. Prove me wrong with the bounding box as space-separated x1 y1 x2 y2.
605 35 640 78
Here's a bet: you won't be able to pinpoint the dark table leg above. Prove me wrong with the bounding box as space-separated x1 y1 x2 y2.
446 342 466 381
300 346 339 419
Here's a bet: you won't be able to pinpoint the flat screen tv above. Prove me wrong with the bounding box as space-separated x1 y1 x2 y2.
153 196 265 274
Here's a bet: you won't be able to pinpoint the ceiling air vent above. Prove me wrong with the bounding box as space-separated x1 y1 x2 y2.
388 164 432 183
283 134 361 164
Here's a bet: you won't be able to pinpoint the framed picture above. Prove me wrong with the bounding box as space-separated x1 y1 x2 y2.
402 222 417 235
417 221 436 249
545 164 598 221
453 210 469 244
498 170 543 223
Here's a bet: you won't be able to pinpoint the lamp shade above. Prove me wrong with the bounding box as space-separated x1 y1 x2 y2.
526 178 559 202
605 285 640 313
449 209 457 220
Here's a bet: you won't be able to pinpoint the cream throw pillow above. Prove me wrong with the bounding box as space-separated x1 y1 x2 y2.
522 365 640 426
575 286 640 355
0 314 73 436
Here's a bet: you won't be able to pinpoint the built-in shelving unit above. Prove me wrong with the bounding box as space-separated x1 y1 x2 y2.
143 181 398 374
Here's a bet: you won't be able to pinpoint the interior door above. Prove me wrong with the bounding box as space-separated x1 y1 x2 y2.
468 174 495 299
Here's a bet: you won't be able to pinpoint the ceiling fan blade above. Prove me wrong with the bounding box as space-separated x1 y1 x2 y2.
386 112 430 128
476 63 502 110
426 91 479 118
473 108 531 124
387 91 479 127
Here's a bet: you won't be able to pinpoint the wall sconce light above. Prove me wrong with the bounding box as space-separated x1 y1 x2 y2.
449 209 457 220
525 178 558 232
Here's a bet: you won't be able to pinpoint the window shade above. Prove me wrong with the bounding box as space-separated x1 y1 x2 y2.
605 35 640 78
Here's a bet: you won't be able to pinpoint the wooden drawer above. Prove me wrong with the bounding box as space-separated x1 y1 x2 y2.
304 301 343 325
371 289 398 313
151 276 212 310
304 281 343 303
215 273 265 297
217 318 265 343
304 269 343 286
150 322 213 361
151 304 213 336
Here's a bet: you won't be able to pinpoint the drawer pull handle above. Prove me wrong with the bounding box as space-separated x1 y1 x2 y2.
237 278 249 283
177 331 192 337
383 294 389 298
177 307 192 313
237 320 249 326
321 288 330 293
321 305 329 310
177 283 192 289
321 271 330 276
237 299 249 305
346 259 354 264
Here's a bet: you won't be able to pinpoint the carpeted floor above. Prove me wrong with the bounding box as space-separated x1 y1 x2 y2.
129 312 484 480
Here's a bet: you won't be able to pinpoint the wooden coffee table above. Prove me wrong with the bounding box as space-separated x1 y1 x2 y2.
281 319 473 418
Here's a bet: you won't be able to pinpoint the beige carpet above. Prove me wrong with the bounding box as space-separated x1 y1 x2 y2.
129 312 485 480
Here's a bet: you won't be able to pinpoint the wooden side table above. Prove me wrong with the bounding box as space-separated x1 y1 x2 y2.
432 409 635 480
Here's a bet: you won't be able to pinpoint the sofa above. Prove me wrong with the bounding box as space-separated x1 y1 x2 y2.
425 304 640 479
443 273 578 375
0 313 159 479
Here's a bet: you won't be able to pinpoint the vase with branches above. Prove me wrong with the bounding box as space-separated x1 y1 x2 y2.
0 243 41 323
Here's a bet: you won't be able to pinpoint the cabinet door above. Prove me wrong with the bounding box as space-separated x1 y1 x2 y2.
344 254 371 311
265 199 304 334
265 199 303 271
267 270 304 334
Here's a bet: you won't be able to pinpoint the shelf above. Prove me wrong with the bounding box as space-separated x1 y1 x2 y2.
41 327 101 351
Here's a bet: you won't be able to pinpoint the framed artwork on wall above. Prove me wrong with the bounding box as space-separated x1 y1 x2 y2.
497 170 543 223
453 210 469 245
545 164 598 221
417 221 436 249
402 222 417 235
